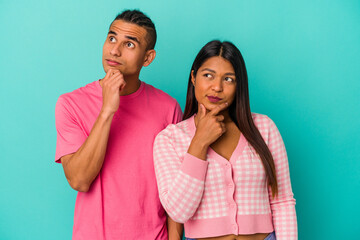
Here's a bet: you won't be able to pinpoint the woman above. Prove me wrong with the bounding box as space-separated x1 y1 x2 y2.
153 40 297 240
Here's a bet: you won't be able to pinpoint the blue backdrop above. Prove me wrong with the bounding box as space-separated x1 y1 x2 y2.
1 1 359 239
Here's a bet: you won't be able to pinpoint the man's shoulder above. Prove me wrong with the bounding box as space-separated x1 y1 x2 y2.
56 80 101 117
142 82 178 105
57 80 100 103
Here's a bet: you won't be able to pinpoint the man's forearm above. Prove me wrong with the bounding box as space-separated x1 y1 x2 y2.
167 216 183 240
61 110 114 192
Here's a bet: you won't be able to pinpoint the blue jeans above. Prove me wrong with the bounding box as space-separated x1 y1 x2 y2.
264 232 276 240
186 232 276 240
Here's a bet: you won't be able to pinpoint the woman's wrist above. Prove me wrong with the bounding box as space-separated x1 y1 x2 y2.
187 137 209 160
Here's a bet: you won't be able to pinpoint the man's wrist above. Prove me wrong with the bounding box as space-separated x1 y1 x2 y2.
99 109 115 121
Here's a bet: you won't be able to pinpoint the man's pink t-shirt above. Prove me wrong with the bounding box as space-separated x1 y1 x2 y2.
55 80 182 240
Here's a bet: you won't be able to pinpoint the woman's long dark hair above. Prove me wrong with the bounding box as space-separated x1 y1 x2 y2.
183 40 278 197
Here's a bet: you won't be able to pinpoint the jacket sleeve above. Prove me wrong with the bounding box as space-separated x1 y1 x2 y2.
153 126 208 223
267 118 298 240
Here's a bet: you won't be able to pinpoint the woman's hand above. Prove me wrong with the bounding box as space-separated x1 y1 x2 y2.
188 103 228 160
194 103 228 146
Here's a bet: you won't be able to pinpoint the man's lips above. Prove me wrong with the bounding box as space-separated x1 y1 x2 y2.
106 59 121 66
207 96 222 103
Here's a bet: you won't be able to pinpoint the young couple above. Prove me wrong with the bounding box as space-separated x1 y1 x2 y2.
55 9 297 240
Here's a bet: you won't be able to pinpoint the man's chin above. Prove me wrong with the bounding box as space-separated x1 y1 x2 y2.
104 66 124 73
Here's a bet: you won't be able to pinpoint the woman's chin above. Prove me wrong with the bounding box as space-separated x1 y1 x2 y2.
204 103 223 112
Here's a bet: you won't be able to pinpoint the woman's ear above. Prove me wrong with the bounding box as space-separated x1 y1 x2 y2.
143 49 156 67
191 70 195 86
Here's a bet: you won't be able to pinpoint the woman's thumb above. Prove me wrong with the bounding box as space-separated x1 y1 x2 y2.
198 104 206 118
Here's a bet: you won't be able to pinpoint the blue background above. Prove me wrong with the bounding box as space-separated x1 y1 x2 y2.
1 0 359 239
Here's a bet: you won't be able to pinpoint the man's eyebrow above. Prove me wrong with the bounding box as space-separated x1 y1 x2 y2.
107 31 140 44
125 35 140 44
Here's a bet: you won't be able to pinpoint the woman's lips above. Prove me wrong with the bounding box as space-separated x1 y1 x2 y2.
207 96 222 103
106 59 121 66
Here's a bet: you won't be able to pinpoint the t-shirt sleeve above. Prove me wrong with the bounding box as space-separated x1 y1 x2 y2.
171 101 183 124
54 96 87 163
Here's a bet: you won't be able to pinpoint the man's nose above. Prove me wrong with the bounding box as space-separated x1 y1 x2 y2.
110 44 122 56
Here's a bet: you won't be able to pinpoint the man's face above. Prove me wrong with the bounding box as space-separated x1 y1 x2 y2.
102 20 152 76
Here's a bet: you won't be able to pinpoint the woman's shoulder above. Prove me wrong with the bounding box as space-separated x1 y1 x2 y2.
251 112 278 132
252 112 272 124
156 117 194 140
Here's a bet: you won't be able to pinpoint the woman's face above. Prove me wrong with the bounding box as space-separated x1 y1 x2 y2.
192 56 237 112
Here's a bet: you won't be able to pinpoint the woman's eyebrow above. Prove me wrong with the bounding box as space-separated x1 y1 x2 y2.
201 68 235 76
201 68 216 73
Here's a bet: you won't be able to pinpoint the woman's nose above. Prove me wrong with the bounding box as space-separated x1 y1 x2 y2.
211 78 223 92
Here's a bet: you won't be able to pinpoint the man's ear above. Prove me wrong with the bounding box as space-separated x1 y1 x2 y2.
143 49 156 67
191 70 196 85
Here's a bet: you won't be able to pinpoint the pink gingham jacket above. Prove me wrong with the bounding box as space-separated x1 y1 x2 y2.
153 114 297 239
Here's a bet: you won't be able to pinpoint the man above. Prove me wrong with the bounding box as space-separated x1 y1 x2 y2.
55 10 183 239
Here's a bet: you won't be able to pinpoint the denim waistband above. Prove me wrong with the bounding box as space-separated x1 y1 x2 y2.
264 231 276 240
186 231 276 240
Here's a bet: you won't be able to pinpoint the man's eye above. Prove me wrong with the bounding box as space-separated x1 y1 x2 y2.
109 37 116 43
126 42 135 48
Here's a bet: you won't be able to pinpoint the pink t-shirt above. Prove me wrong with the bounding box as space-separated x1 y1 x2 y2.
55 80 182 240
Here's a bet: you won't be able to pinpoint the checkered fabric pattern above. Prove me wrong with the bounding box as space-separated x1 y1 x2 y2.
254 115 297 240
153 114 297 240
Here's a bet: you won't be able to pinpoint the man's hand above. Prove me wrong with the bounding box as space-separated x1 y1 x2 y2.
60 69 126 192
167 217 183 240
101 69 126 115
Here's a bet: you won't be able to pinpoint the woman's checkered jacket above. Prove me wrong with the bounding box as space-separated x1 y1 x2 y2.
153 113 297 240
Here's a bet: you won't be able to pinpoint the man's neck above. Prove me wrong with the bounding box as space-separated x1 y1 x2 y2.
120 75 141 96
99 73 141 95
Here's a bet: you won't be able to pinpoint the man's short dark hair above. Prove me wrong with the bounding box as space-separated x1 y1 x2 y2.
113 9 157 50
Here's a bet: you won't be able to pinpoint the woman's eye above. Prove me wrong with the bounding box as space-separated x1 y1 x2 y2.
109 37 116 43
225 77 235 82
203 73 212 78
126 42 135 48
